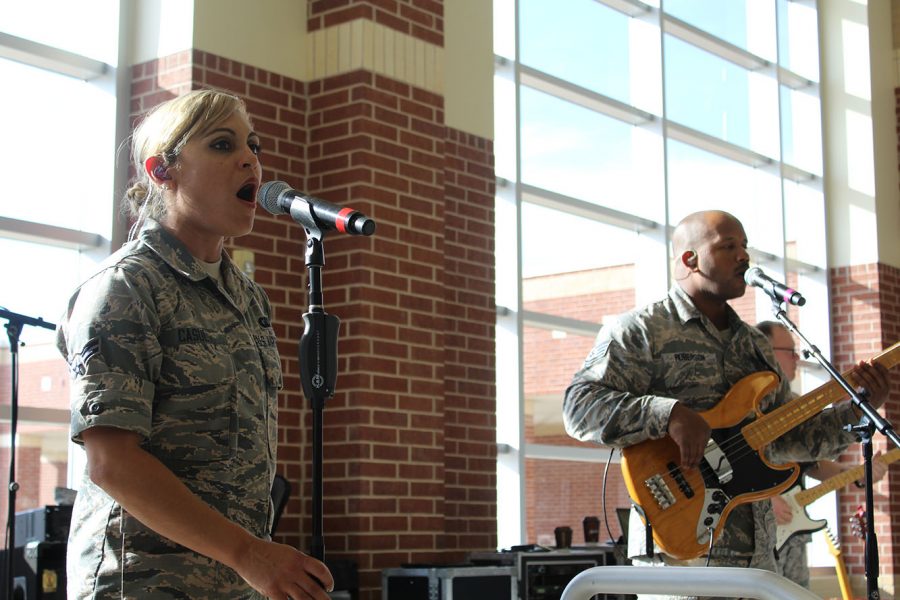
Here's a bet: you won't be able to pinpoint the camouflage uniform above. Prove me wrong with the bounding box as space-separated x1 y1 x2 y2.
775 530 811 588
57 219 282 599
563 285 858 600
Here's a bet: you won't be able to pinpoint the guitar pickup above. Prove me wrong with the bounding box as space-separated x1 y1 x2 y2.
644 474 677 510
667 461 694 498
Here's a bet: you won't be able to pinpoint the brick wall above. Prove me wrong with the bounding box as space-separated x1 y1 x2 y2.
830 263 900 588
442 127 497 556
308 0 444 46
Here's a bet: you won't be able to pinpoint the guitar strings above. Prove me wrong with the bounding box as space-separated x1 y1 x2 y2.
656 367 867 486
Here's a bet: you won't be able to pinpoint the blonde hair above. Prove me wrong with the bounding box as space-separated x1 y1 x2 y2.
123 89 248 236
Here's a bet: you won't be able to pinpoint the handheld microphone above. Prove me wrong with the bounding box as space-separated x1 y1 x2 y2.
744 267 806 306
257 181 376 236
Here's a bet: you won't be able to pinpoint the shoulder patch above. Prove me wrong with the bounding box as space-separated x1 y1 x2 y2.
70 337 101 377
584 338 611 368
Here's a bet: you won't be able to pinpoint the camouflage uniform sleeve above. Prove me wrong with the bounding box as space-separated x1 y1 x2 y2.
767 402 859 463
563 315 678 448
57 266 161 444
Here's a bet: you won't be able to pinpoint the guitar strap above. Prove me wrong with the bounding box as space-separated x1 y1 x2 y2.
632 503 655 557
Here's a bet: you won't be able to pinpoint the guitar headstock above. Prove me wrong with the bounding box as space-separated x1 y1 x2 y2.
849 505 867 540
824 526 841 558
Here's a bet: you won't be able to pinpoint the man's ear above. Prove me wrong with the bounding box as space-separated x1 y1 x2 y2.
682 250 698 269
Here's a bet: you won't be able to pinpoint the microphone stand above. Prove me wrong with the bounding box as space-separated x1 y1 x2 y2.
0 309 55 600
770 300 898 599
291 208 340 564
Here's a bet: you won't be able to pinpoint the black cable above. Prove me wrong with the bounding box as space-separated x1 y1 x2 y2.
600 447 629 564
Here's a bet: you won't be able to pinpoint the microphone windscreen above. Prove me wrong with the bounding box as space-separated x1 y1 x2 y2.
744 267 762 286
257 181 291 215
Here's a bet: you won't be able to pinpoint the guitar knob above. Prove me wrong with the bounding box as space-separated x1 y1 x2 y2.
704 517 714 527
712 491 725 502
707 503 722 514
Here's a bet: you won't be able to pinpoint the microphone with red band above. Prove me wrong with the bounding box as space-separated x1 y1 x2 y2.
744 266 806 306
257 180 376 236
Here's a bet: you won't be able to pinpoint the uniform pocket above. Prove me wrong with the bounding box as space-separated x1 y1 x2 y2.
660 351 722 406
153 329 238 463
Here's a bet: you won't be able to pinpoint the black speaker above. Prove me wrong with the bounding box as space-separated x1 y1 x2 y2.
14 507 72 548
382 565 516 600
0 541 66 600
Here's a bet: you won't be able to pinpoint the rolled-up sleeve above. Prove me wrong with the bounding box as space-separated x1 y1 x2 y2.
57 267 162 444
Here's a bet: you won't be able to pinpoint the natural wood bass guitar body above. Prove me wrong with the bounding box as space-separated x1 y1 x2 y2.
620 342 900 560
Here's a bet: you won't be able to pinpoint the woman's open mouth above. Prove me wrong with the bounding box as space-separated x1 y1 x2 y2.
236 182 257 203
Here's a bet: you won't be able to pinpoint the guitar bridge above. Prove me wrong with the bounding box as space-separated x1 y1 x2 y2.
644 474 677 510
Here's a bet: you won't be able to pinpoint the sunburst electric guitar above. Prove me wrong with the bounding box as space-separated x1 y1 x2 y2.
775 447 900 552
620 341 900 560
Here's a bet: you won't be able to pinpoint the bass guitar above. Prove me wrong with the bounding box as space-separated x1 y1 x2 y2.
620 341 900 560
775 448 900 552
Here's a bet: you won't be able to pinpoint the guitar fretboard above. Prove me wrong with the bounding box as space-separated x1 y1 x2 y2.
795 447 900 506
743 342 900 450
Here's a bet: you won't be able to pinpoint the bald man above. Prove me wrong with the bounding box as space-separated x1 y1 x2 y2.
564 210 888 600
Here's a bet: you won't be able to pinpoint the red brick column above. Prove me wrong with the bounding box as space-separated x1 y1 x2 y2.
443 128 497 555
308 0 443 45
830 263 900 586
304 69 450 586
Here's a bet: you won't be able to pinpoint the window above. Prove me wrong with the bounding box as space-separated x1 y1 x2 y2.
494 0 831 563
0 0 121 536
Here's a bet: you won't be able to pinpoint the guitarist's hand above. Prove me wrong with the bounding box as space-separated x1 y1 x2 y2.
770 494 793 525
850 450 888 487
871 451 888 481
667 403 710 470
851 360 890 411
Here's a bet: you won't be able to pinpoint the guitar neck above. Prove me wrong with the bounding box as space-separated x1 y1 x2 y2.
743 342 900 449
794 447 900 507
825 528 854 600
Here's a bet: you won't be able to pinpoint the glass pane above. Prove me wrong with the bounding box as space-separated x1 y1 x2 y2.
0 0 120 64
666 139 783 259
0 421 70 538
0 239 101 348
521 203 645 281
777 0 820 81
781 85 823 176
525 457 631 548
523 328 595 443
784 182 826 268
493 0 515 60
665 0 776 62
664 35 779 158
520 88 665 222
520 0 631 104
494 71 517 182
0 59 116 237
